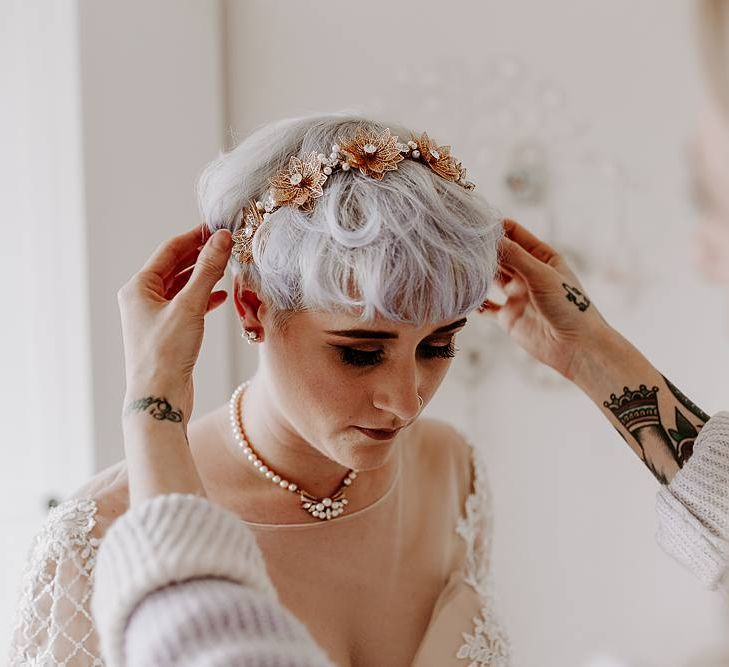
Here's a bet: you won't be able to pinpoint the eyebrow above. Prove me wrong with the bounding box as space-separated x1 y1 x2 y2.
325 317 468 340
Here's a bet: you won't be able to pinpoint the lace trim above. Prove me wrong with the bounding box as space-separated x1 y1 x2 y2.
454 434 510 666
8 440 509 666
8 498 104 666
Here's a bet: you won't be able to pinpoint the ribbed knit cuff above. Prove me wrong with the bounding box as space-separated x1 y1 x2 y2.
656 411 729 593
91 493 277 667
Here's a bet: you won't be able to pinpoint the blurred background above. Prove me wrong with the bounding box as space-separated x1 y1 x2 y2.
2 1 729 665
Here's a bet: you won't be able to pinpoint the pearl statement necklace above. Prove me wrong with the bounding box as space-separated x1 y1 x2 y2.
228 380 358 521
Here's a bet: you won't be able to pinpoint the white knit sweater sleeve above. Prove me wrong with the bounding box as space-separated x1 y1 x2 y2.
91 493 336 667
656 411 729 594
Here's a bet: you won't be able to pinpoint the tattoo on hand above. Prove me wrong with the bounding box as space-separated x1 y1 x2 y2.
124 396 184 422
562 283 591 312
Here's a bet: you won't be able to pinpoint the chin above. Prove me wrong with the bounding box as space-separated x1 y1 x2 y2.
335 429 401 471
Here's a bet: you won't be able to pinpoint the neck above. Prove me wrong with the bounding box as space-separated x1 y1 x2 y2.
229 374 400 502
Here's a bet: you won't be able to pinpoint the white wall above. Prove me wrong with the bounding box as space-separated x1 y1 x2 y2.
224 1 729 665
77 0 235 471
1 0 239 649
0 0 93 642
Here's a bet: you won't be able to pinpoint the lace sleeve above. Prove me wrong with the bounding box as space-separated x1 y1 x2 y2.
8 498 105 666
454 432 511 666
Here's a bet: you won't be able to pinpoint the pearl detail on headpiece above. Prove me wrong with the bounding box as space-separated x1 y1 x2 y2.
230 127 476 265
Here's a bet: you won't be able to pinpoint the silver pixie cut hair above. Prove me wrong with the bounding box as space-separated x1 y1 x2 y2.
197 111 503 327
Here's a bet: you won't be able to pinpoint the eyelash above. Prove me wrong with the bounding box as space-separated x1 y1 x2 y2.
337 340 459 367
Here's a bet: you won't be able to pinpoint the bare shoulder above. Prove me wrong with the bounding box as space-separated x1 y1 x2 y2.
65 459 130 539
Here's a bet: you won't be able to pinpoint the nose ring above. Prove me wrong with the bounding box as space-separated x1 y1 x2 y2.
417 394 424 410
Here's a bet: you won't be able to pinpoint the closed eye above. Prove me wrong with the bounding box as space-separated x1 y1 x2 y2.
336 339 459 368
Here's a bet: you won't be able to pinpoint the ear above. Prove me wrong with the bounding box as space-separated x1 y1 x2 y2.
233 282 266 330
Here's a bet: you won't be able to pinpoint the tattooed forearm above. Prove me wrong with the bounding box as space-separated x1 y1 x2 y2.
661 374 711 422
562 283 591 312
660 374 710 465
603 385 678 484
124 396 184 422
667 408 701 465
602 376 710 483
573 330 710 485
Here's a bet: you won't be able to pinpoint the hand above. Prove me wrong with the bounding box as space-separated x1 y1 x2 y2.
117 224 232 425
479 219 612 381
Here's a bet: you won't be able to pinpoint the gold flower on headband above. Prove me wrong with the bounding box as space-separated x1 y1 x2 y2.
270 151 328 212
231 200 265 264
413 132 466 184
338 127 404 180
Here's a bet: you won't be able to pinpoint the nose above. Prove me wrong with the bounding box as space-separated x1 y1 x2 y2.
371 367 423 425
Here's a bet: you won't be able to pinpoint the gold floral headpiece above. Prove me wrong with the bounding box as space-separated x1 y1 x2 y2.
231 127 475 264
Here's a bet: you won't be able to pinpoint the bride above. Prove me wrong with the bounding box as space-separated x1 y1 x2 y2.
9 112 725 667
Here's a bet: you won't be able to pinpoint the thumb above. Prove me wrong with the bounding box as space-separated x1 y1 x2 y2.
499 236 554 286
178 229 232 312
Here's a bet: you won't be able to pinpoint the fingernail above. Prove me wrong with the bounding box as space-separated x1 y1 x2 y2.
211 229 231 251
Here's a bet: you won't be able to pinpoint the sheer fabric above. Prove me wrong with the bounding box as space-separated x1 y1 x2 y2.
7 426 508 666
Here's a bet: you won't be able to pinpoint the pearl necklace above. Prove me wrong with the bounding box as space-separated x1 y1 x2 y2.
228 380 358 521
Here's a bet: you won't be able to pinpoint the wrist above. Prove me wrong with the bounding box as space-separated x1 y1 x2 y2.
568 325 638 394
123 382 190 425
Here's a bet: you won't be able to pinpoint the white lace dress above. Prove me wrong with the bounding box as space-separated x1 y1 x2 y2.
7 423 510 666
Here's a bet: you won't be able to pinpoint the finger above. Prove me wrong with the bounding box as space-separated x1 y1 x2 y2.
205 290 228 314
499 236 555 285
477 299 502 314
177 229 232 312
165 265 195 300
164 242 207 287
494 267 514 289
502 274 527 299
141 224 209 283
502 219 559 265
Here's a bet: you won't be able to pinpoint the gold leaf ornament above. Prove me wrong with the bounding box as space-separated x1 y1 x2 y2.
338 127 405 180
270 151 328 212
231 200 265 264
414 132 463 183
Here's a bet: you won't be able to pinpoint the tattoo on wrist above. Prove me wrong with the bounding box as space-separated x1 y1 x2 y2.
602 377 709 482
667 408 701 465
603 385 678 484
661 375 710 422
661 375 709 465
562 283 591 312
124 396 184 422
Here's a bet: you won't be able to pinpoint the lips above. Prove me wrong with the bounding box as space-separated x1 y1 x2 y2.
354 426 403 441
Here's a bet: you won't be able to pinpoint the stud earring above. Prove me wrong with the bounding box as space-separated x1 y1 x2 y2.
241 329 261 344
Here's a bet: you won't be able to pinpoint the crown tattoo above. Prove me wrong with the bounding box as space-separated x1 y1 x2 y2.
231 127 476 265
603 385 661 430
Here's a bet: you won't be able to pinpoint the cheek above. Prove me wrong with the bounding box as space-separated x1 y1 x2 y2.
268 339 359 421
425 363 451 396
